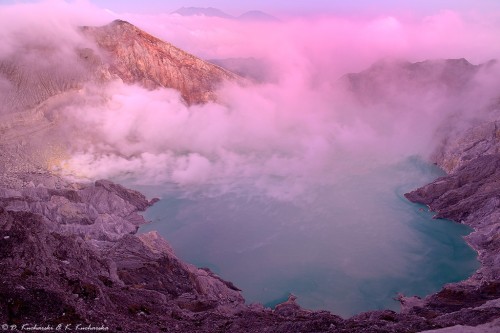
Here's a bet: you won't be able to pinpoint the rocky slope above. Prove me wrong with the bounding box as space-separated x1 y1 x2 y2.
1 159 498 332
0 19 238 112
0 19 498 332
0 177 247 332
403 154 500 331
432 120 500 173
0 173 478 333
81 20 239 105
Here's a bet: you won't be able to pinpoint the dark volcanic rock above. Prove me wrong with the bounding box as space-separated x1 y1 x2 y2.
405 154 500 223
1 169 498 332
0 177 246 332
0 178 151 241
404 154 500 332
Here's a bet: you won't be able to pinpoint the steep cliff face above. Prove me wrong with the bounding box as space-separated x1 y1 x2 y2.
81 20 239 105
404 155 500 326
0 177 246 333
432 120 500 173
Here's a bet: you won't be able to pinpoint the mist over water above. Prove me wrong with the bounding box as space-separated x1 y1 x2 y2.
138 157 478 317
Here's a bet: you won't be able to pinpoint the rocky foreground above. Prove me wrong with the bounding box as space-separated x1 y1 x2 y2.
0 19 498 333
0 128 498 333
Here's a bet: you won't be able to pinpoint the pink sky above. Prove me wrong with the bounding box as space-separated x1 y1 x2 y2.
94 0 500 17
3 0 500 17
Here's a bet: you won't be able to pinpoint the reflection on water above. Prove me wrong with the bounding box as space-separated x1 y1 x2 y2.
138 157 478 317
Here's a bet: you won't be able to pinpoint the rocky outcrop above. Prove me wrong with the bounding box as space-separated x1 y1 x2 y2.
81 20 240 105
0 175 248 332
0 162 498 332
4 174 434 332
432 120 500 173
0 178 149 241
403 154 500 330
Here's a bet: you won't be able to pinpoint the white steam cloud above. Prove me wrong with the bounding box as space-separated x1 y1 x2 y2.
1 1 499 199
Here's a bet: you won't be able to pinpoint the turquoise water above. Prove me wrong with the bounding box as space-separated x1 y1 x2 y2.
137 157 478 318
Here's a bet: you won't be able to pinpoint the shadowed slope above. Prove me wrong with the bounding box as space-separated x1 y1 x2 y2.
343 58 484 105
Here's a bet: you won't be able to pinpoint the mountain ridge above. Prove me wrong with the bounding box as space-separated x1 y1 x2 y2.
81 19 240 105
172 6 279 21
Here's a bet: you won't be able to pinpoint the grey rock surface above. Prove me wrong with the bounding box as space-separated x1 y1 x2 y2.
432 120 500 173
0 176 250 332
404 154 500 330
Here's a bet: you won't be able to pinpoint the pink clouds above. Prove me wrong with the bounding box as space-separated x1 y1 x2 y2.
1 1 499 195
122 10 500 79
57 8 500 192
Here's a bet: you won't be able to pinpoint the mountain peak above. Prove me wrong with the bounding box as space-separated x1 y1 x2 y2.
81 20 240 104
110 19 132 26
238 10 279 22
172 7 279 22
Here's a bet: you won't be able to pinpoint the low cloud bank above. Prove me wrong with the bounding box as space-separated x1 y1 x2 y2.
1 1 499 199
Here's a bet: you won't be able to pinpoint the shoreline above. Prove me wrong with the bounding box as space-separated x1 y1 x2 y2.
134 164 480 318
1 151 498 332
